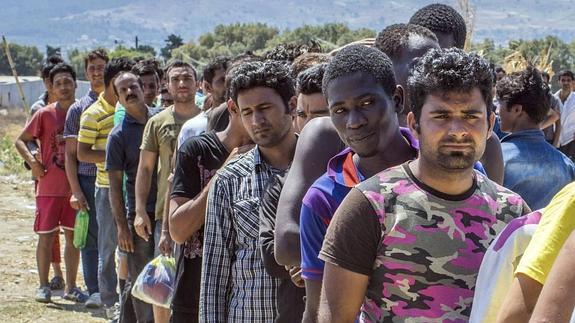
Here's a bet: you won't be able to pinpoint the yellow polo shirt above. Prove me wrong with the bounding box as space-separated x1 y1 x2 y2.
78 93 115 188
516 182 575 284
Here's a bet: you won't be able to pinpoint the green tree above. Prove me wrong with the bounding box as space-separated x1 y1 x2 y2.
161 34 184 60
0 42 43 76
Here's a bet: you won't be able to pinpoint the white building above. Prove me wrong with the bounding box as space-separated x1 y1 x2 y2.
0 76 90 110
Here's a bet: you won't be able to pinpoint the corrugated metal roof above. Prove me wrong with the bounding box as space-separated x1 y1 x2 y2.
0 76 43 84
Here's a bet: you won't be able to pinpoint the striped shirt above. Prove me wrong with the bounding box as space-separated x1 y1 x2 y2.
78 92 115 187
200 147 282 322
63 90 99 177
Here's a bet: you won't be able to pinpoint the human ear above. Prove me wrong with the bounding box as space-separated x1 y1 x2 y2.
288 95 297 116
394 85 405 113
407 111 420 137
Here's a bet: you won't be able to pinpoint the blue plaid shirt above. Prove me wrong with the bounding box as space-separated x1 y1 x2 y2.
63 90 99 176
200 147 283 322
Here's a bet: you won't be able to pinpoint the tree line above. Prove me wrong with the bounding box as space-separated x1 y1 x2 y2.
2 22 575 86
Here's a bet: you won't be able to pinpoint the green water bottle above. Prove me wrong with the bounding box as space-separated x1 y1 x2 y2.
73 209 89 249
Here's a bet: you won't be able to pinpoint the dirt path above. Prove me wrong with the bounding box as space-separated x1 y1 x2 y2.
0 175 107 323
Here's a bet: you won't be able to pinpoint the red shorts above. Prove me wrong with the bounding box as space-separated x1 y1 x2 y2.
34 197 76 234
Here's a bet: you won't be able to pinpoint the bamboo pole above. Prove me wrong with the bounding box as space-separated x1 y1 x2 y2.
2 35 30 113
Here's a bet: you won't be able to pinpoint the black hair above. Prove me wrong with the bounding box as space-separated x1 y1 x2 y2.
322 44 396 97
131 60 159 80
496 66 550 123
112 71 144 97
104 57 135 89
408 48 493 122
41 55 65 80
84 48 109 70
409 3 467 49
374 23 438 60
558 70 574 80
495 66 506 74
165 60 198 82
290 52 331 78
264 41 322 64
49 62 76 84
203 56 230 84
297 63 327 95
228 60 295 110
541 71 550 81
224 53 264 99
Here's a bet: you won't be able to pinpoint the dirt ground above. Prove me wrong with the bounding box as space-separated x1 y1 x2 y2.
0 176 108 323
0 109 108 322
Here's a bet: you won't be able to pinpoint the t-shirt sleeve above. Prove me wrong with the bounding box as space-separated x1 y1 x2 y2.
63 104 80 138
140 117 159 152
171 139 201 199
77 108 99 145
516 183 575 284
105 127 124 171
319 188 381 276
23 110 42 138
300 186 334 281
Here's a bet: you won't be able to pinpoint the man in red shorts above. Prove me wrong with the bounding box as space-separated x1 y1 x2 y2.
15 62 85 303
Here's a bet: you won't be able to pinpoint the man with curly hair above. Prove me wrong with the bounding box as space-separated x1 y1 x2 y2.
498 66 575 210
199 60 298 322
409 3 467 49
317 48 529 322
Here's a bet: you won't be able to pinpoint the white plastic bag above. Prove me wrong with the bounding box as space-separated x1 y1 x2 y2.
131 255 176 308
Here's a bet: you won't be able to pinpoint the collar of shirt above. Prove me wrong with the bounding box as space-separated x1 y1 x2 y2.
87 89 99 101
326 127 418 187
97 92 116 114
501 128 545 143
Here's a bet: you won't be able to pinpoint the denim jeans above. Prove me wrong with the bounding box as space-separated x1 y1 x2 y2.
78 174 99 295
95 186 119 307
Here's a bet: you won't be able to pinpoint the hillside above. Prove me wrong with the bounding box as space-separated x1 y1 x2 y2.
3 0 574 52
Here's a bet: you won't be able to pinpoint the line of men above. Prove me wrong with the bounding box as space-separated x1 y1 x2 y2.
14 2 575 323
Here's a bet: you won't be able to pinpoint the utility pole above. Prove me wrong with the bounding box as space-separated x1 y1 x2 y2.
2 35 29 113
135 36 139 49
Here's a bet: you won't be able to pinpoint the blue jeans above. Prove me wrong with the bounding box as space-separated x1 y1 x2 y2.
95 187 118 307
78 174 99 295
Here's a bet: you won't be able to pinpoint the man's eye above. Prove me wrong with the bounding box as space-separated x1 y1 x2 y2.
361 100 373 106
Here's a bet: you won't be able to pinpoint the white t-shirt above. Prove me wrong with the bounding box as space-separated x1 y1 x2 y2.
177 112 208 149
557 91 575 146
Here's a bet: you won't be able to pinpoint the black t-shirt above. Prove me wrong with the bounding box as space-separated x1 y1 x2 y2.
259 173 306 323
170 131 229 319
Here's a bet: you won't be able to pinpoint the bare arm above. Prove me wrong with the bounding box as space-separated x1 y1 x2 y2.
134 149 157 240
14 130 44 178
496 273 543 323
302 280 322 323
529 230 575 323
318 264 368 323
169 186 209 244
77 142 106 163
275 117 343 266
553 118 561 148
65 137 89 210
540 108 560 130
109 170 134 253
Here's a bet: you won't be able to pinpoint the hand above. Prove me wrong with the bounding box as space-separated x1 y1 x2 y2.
223 144 255 166
158 230 173 256
117 223 134 253
69 191 89 211
30 161 45 178
134 210 152 241
288 266 305 288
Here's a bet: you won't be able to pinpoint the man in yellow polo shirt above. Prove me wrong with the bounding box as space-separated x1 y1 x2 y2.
496 182 575 322
77 57 134 317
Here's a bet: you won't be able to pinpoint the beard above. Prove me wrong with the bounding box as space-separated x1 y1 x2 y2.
435 149 476 170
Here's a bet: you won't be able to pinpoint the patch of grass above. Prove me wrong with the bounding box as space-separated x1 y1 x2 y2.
0 136 27 177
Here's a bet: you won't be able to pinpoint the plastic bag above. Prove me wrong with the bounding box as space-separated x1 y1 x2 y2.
131 255 176 308
73 209 89 249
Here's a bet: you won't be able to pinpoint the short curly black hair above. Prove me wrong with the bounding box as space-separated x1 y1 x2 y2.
228 60 295 111
290 52 331 78
322 44 396 98
408 48 493 122
558 70 574 80
297 63 327 95
104 57 135 89
496 66 550 124
203 56 230 84
264 41 322 64
409 3 467 49
375 23 438 60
